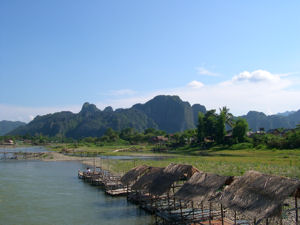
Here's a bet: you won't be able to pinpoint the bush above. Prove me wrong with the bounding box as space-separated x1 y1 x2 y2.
230 142 253 150
255 144 267 150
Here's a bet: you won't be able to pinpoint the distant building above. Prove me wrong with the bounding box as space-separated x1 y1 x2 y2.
152 136 169 143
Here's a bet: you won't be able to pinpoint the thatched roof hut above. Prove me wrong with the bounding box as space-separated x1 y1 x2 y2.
174 172 233 203
120 165 150 186
220 170 300 221
131 167 164 191
148 163 199 196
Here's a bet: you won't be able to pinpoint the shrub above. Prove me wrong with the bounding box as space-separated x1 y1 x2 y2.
230 142 253 150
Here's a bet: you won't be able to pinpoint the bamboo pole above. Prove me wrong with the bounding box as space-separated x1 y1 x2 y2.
296 196 298 225
234 211 237 225
209 202 212 225
201 202 204 220
180 200 183 222
172 184 176 209
167 191 170 213
221 204 224 225
192 201 195 220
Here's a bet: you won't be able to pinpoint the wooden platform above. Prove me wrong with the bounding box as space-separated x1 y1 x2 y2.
105 188 130 196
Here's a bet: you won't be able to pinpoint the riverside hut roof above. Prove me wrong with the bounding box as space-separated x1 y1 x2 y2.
174 172 233 203
148 163 199 196
220 170 300 221
121 165 150 186
131 167 164 191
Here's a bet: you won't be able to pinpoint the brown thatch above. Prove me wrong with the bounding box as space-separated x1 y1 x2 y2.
131 167 164 191
148 163 199 196
174 172 233 203
120 165 150 186
220 170 300 220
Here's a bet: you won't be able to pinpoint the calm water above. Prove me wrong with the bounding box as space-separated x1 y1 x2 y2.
0 146 49 153
0 157 154 225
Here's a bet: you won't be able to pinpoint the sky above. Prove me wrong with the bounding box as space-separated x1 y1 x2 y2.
1 0 300 122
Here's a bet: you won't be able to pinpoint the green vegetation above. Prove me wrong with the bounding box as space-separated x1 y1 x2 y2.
8 95 206 138
3 101 300 180
98 148 300 179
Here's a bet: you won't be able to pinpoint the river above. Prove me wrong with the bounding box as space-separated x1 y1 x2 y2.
0 147 154 225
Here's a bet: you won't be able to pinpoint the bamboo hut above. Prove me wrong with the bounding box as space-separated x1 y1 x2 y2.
120 165 151 197
220 170 300 225
136 163 199 217
129 166 164 208
149 163 199 196
121 165 150 186
156 172 233 224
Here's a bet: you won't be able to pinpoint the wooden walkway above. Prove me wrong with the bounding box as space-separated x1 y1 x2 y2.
78 170 129 197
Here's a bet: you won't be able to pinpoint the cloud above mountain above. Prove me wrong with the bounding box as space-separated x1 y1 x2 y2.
1 70 299 122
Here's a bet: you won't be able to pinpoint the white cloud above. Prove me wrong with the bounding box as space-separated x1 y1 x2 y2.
101 70 300 116
0 104 81 122
1 70 300 122
232 70 281 83
187 80 204 88
196 67 218 76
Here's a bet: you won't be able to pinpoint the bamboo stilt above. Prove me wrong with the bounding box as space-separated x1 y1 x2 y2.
221 204 224 225
296 196 298 225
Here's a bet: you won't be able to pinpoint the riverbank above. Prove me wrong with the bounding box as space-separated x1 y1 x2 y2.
3 144 300 178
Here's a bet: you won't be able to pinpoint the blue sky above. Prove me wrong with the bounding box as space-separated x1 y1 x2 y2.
1 0 300 122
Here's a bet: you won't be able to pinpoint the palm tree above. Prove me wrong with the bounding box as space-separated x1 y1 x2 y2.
219 106 234 128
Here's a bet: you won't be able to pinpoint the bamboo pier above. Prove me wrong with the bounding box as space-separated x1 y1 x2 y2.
78 163 300 225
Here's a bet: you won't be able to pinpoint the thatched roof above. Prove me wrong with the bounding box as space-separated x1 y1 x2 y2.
148 163 199 196
220 170 300 220
175 172 233 203
131 167 164 191
120 165 150 186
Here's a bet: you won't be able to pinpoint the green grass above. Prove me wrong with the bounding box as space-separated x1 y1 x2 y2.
100 148 300 178
48 143 300 178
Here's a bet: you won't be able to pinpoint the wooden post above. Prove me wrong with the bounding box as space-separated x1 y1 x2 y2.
93 157 96 173
234 211 237 225
155 197 158 224
296 196 298 225
279 206 283 225
172 184 176 209
180 200 183 222
221 204 224 225
126 185 129 199
192 201 195 220
167 191 170 213
201 202 204 220
209 202 212 225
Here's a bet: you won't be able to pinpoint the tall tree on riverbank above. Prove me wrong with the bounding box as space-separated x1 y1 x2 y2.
233 118 248 143
216 110 226 144
197 112 205 142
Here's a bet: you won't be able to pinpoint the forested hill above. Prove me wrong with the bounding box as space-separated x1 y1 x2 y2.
0 120 26 136
9 95 206 138
7 95 300 138
242 110 300 131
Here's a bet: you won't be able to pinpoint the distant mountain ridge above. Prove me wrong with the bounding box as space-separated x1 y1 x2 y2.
0 120 26 136
7 95 300 138
242 110 300 131
9 95 206 138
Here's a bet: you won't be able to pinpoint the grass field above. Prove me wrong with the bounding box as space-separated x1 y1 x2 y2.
49 143 300 178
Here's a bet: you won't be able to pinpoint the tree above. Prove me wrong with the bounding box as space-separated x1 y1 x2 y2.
232 118 248 143
215 110 226 144
103 128 119 142
203 110 218 140
197 112 205 143
220 106 234 128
